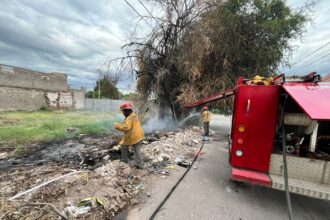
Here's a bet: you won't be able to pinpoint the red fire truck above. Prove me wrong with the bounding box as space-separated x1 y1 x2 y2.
184 73 330 201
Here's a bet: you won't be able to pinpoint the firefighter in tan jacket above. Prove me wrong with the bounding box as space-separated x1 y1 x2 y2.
114 103 145 169
201 106 211 136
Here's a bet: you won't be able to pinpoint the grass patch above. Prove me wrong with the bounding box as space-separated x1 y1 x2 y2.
0 111 117 152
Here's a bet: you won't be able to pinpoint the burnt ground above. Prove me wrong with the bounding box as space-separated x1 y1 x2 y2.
0 128 202 219
0 135 120 171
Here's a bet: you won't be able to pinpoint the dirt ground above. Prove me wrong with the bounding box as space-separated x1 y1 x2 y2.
0 127 203 219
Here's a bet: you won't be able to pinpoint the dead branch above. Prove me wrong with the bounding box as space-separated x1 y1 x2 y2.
22 202 68 220
9 170 86 201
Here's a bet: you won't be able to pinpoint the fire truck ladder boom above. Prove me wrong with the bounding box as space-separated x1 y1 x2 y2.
183 89 235 108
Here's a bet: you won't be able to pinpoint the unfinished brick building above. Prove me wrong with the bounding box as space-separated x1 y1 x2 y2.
0 64 85 111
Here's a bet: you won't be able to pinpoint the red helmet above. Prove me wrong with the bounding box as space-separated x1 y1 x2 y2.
120 103 133 110
203 106 208 110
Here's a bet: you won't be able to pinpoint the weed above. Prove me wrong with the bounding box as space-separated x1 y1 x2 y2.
0 111 116 153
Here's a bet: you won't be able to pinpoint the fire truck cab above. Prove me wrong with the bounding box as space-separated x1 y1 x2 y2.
185 73 330 200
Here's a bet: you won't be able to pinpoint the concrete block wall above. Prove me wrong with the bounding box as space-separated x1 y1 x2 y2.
0 64 85 111
0 64 68 92
72 90 85 109
0 86 47 111
85 98 126 112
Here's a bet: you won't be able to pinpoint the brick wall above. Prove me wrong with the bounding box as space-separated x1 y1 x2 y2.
0 86 47 111
0 64 68 91
0 64 85 111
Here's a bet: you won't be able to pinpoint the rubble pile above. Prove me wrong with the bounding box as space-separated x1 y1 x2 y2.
143 128 202 169
94 160 146 216
0 127 203 219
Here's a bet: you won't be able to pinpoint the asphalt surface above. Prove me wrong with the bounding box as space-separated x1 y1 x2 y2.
127 115 330 220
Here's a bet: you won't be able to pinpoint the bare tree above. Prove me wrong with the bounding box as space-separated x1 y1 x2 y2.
102 0 309 118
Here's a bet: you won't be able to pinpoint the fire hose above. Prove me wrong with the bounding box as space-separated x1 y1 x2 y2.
281 94 294 220
149 139 205 220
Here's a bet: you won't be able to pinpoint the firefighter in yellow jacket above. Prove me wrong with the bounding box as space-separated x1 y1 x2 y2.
201 106 211 136
114 103 145 169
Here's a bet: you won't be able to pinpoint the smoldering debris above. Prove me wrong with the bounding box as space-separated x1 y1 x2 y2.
0 136 120 170
142 116 178 134
0 127 203 219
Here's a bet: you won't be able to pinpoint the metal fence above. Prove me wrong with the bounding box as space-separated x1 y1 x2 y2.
85 98 127 112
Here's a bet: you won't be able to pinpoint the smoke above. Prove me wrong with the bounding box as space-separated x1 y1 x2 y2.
142 116 178 134
139 104 179 134
141 106 202 134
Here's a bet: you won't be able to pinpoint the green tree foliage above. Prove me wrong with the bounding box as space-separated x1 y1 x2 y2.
93 77 122 99
85 91 94 98
122 93 138 100
177 0 308 104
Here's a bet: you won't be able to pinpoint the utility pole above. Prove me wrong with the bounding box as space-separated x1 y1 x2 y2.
98 80 101 99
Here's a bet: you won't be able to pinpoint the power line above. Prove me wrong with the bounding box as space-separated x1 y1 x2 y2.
124 0 153 28
293 51 330 73
297 61 330 75
290 41 330 66
293 49 330 69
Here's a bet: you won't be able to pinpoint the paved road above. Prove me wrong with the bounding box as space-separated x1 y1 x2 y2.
127 115 330 220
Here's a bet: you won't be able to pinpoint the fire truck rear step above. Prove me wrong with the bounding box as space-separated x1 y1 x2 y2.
269 174 330 200
269 154 330 200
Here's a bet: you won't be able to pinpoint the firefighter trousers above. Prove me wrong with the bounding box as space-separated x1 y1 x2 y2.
203 122 209 136
120 142 143 168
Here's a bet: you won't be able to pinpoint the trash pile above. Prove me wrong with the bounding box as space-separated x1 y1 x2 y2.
143 127 202 170
0 161 145 219
0 127 203 219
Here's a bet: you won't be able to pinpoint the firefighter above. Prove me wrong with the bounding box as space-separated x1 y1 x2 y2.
201 106 211 137
114 103 145 169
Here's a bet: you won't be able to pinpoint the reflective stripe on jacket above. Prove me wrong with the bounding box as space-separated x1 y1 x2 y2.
114 113 145 145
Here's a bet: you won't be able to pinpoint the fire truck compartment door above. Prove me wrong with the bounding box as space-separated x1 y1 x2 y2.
282 83 330 120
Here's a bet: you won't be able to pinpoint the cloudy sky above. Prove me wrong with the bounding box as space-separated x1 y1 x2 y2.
283 0 330 76
0 0 329 93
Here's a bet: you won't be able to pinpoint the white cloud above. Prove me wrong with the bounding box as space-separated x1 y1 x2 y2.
0 0 153 91
284 0 330 76
0 0 329 91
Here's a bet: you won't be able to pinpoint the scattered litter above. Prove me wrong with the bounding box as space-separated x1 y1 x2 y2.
77 197 94 207
168 165 175 170
141 140 149 144
135 183 145 191
177 160 190 168
158 153 170 162
111 145 121 151
160 170 170 176
193 166 198 169
174 157 183 164
77 197 105 208
0 152 8 160
203 136 209 141
173 157 190 168
65 205 91 218
130 198 139 205
225 185 232 193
